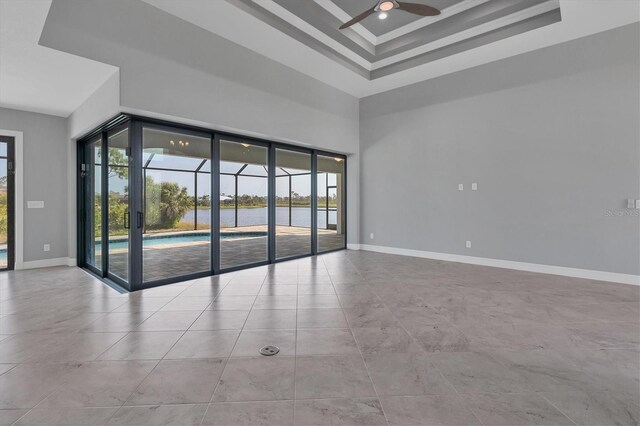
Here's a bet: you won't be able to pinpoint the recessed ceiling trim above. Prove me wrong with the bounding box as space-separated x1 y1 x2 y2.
315 0 491 46
376 0 490 44
313 0 378 45
252 0 373 69
371 8 561 78
371 0 560 69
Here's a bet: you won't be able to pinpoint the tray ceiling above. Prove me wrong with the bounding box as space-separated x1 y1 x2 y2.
233 0 562 79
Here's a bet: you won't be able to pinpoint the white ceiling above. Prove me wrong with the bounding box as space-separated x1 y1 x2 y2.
143 0 640 98
0 0 118 117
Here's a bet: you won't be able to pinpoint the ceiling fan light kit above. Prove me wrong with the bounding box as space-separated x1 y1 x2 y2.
377 1 397 12
339 0 441 30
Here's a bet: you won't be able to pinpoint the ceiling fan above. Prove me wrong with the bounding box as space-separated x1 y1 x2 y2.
339 0 441 30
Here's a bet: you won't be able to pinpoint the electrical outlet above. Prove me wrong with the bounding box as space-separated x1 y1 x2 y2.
472 183 478 191
370 233 374 240
44 244 50 252
466 241 471 248
628 199 635 209
458 184 464 191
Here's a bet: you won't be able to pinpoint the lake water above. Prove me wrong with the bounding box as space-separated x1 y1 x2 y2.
182 207 336 228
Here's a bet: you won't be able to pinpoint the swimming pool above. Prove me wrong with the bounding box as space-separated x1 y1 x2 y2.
105 231 266 251
0 231 267 260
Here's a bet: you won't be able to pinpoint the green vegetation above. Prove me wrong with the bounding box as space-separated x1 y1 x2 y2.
0 190 7 244
92 148 341 238
145 179 192 230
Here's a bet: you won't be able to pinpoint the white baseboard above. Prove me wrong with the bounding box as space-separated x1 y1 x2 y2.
357 244 640 286
346 243 361 250
19 257 75 270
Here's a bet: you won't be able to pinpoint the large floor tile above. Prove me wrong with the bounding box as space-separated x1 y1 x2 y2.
208 296 256 310
0 409 28 425
160 296 212 311
125 358 226 405
135 311 202 331
540 391 640 426
297 329 360 356
0 332 126 363
297 294 341 309
212 356 295 402
364 353 455 396
381 394 480 426
456 322 544 352
491 348 640 396
243 309 296 329
165 330 240 359
295 355 376 399
81 312 154 333
431 352 530 394
111 297 173 313
108 404 207 425
297 308 348 328
38 360 157 408
0 362 77 409
202 401 294 425
465 392 574 425
188 310 249 330
252 295 297 310
352 327 423 354
405 323 471 353
294 398 387 426
98 332 183 360
231 329 295 357
14 407 118 425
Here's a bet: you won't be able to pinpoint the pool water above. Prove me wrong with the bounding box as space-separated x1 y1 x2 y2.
0 232 267 260
101 231 266 252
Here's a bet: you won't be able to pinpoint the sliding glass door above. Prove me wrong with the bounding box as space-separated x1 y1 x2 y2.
317 155 346 253
219 138 269 270
79 115 346 291
0 136 15 270
83 137 102 271
275 149 312 259
106 125 131 284
141 125 212 283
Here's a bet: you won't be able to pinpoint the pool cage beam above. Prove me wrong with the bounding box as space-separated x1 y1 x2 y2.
193 159 208 231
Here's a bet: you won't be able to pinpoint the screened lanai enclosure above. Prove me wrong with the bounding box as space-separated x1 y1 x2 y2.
78 115 346 291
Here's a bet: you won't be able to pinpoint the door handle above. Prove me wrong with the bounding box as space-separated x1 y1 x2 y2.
137 211 143 229
124 212 130 229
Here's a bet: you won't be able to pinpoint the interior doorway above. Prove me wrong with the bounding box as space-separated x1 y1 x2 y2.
0 136 15 270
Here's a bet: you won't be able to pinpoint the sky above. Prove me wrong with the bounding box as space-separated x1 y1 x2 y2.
97 164 338 198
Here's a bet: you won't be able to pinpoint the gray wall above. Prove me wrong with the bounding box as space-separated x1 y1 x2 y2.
41 0 360 245
0 107 69 263
360 23 640 275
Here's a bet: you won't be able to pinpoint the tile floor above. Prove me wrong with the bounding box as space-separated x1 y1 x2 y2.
0 250 638 425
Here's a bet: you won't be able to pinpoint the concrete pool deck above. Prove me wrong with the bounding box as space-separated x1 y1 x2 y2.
99 226 344 283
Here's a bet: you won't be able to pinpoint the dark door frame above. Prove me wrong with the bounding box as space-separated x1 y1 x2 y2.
77 114 348 292
0 136 15 271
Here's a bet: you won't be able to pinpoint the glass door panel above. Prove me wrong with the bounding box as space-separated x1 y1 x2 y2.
106 127 130 282
219 140 268 269
317 155 346 252
85 137 102 270
142 127 212 283
0 138 14 270
275 149 312 259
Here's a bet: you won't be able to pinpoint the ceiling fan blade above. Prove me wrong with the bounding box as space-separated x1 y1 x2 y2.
396 2 441 16
339 8 375 29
